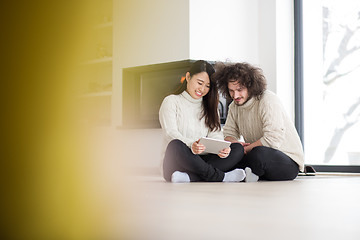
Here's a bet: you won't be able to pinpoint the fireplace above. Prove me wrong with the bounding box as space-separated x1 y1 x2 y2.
122 60 228 128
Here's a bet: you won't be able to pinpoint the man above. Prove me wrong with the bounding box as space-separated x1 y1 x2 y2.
214 62 304 181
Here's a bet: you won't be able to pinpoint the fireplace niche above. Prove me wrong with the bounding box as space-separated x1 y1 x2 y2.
122 59 228 129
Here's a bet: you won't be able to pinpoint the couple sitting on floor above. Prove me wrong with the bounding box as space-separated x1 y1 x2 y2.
159 60 304 183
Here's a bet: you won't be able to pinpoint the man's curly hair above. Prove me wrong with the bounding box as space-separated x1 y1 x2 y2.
213 62 267 100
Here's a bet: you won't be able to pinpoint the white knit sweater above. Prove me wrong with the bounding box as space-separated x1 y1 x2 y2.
159 91 223 151
223 90 304 172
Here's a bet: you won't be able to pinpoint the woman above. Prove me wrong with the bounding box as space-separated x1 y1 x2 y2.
159 60 245 182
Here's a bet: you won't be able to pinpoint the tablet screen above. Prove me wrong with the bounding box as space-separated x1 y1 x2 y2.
198 137 231 154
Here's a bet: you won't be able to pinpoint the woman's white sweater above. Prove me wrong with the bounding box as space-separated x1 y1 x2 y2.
159 91 223 150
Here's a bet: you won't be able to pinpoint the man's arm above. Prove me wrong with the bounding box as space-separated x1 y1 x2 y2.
225 136 251 147
223 103 241 141
224 136 239 143
258 92 286 149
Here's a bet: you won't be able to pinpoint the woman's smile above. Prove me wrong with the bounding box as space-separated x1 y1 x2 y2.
195 90 203 97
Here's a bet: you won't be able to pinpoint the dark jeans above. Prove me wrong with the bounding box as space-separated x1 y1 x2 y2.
236 146 299 181
163 139 244 182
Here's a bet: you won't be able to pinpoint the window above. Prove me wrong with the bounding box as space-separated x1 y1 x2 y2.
296 0 360 171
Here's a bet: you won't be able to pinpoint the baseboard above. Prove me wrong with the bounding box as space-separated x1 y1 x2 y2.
311 165 360 173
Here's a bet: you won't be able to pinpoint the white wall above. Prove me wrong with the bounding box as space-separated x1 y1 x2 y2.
258 0 276 91
275 0 295 120
258 0 295 120
117 0 190 68
189 0 259 63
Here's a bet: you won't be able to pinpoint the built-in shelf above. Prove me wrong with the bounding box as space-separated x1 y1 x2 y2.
79 91 112 98
81 57 113 65
77 0 114 126
94 22 113 29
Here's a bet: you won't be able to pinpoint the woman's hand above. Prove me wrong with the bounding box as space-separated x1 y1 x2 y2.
192 139 206 154
218 147 231 158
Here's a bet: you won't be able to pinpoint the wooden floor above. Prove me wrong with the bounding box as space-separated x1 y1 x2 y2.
87 129 360 240
104 172 360 240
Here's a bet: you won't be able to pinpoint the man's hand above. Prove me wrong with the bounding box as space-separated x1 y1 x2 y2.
240 142 250 147
244 145 251 154
244 139 263 154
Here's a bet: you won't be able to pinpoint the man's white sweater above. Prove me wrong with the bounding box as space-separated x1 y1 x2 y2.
223 90 304 172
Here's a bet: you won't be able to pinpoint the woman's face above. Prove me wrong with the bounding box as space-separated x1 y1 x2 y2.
185 71 210 99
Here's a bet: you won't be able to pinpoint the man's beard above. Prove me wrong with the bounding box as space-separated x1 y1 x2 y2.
233 97 250 106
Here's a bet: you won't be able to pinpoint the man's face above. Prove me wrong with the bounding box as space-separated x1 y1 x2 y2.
228 81 250 106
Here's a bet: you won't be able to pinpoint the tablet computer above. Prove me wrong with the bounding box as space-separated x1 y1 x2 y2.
198 137 231 154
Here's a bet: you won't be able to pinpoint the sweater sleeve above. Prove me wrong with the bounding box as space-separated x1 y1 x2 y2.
223 103 241 140
159 96 195 147
259 93 286 149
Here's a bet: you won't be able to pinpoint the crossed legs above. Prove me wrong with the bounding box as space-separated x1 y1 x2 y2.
237 146 299 181
163 140 245 182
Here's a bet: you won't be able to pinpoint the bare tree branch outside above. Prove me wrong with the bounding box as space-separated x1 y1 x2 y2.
303 0 360 165
322 1 360 163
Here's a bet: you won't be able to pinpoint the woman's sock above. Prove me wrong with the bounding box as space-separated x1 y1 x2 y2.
171 171 190 183
223 169 246 182
245 167 259 182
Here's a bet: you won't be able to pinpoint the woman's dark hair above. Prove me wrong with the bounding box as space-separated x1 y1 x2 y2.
213 62 267 100
174 60 220 132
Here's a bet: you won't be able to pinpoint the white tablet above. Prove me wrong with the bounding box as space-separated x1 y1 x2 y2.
198 137 231 154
